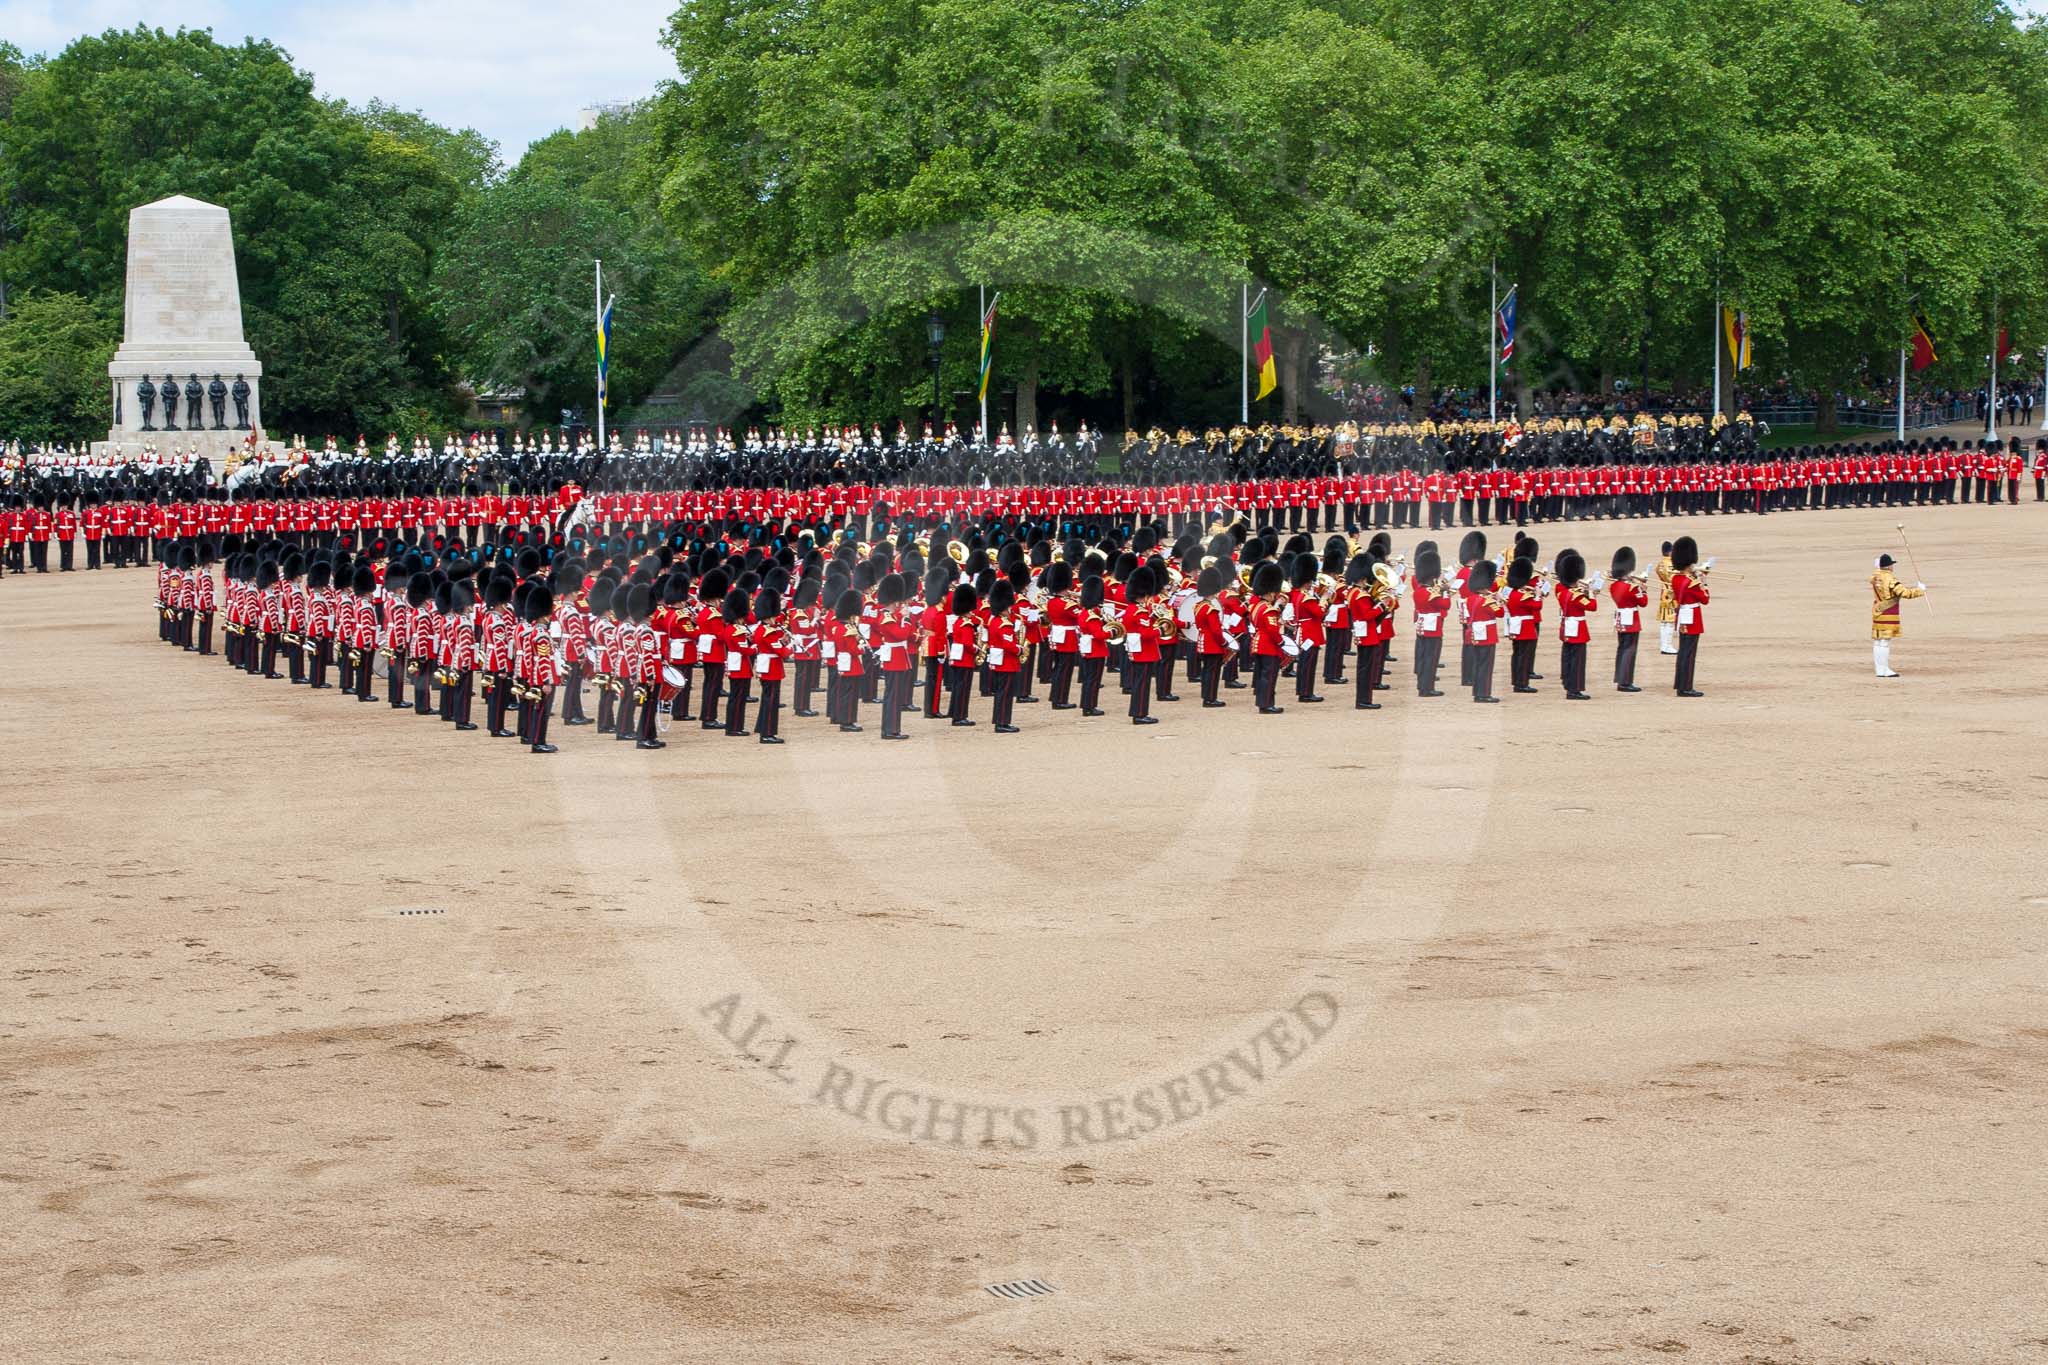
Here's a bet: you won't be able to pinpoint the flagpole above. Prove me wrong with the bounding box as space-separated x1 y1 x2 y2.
1489 258 1498 422
1241 279 1249 425
595 259 606 452
1897 342 1907 443
979 284 987 441
1712 277 1722 421
1989 301 2000 442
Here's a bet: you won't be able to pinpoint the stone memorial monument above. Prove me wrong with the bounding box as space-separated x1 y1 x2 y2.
97 195 265 460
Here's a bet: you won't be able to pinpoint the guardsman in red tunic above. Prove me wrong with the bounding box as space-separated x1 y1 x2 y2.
1120 564 1165 725
829 586 868 732
1669 535 1708 697
1343 554 1388 710
582 578 616 736
751 586 791 743
984 579 1024 732
872 572 917 739
1408 546 1449 697
1192 565 1230 707
1074 572 1114 716
52 500 76 571
1247 560 1288 714
349 564 380 701
1607 546 1646 693
1463 560 1504 703
1040 561 1080 711
1286 552 1327 704
942 581 979 726
1553 550 1596 701
525 584 562 753
1503 556 1543 693
448 582 480 729
719 586 756 739
694 568 732 732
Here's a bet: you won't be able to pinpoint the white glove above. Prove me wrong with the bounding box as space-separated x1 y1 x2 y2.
1916 581 1927 590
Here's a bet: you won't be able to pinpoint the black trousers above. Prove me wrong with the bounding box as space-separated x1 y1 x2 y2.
1295 644 1320 699
1675 633 1701 692
1050 652 1077 706
1079 656 1106 711
1199 652 1224 703
1414 634 1441 693
1614 633 1639 688
453 670 474 725
757 679 782 738
725 676 753 734
834 671 863 727
387 652 407 705
197 613 214 657
699 663 726 728
1469 643 1498 700
1560 641 1587 695
1510 638 1536 690
923 657 944 716
992 671 1018 726
790 658 817 715
1126 660 1152 719
1356 645 1383 706
946 664 974 721
1324 629 1350 683
881 668 911 735
1253 654 1282 710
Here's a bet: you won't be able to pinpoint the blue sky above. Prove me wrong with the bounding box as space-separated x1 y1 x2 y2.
2 0 680 159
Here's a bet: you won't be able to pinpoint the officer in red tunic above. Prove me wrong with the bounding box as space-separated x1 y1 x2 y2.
985 579 1024 732
752 585 790 743
1120 564 1164 725
1192 565 1230 707
1503 557 1542 694
525 583 561 753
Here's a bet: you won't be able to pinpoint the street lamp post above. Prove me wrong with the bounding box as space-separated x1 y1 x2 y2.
928 312 946 429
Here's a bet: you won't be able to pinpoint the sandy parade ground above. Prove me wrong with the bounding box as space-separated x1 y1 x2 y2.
2 498 2046 1364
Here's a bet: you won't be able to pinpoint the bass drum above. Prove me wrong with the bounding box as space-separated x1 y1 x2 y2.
661 664 687 688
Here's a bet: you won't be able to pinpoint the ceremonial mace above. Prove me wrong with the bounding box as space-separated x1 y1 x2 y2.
1896 522 1933 613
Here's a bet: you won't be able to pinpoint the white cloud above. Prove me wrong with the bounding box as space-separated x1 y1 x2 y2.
1 0 680 158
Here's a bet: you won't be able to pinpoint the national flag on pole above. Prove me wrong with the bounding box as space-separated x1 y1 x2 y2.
1909 313 1938 371
1247 290 1276 400
1997 326 2012 362
1496 285 1517 363
1722 306 1752 371
596 293 616 407
978 293 1000 402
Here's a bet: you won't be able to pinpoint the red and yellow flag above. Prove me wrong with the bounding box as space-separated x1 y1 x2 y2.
1249 293 1276 400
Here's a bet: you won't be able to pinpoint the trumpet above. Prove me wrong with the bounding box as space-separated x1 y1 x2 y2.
1100 604 1127 644
946 539 969 565
1151 599 1179 642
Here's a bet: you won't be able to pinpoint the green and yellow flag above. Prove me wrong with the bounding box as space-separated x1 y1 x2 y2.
1248 292 1277 400
978 293 1000 402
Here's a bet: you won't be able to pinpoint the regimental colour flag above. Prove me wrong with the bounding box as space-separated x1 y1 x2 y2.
1496 285 1517 363
978 293 1001 403
1722 307 1752 371
1910 313 1938 372
597 293 616 409
1248 290 1277 400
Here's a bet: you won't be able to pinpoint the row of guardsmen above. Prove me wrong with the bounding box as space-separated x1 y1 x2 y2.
148 519 1716 750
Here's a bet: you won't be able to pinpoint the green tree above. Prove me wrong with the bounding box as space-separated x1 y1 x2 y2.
0 290 117 440
0 27 474 436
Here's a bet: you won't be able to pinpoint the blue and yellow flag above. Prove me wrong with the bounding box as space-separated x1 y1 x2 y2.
597 294 615 407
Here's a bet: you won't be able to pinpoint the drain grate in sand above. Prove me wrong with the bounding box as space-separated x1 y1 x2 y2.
394 908 446 917
985 1279 1057 1300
